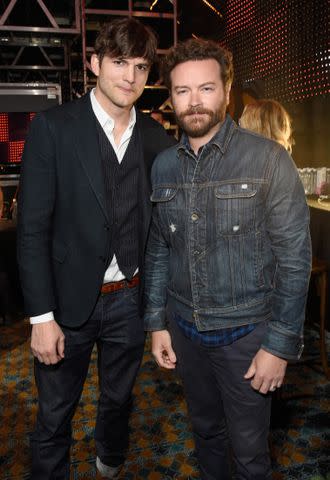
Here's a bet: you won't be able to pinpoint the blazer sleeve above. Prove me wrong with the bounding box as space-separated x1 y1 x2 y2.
17 112 57 316
152 122 177 153
138 113 177 169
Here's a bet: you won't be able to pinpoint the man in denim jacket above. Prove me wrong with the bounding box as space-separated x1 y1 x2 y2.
144 38 311 479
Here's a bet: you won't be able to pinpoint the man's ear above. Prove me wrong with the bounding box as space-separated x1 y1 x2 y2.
90 54 100 77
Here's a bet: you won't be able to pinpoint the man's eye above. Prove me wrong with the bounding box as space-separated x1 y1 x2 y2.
137 65 148 71
177 89 187 95
113 60 124 65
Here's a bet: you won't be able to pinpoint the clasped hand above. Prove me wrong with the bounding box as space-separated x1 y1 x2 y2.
244 348 287 394
31 320 65 365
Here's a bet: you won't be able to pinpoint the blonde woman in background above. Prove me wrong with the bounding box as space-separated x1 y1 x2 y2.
239 99 294 153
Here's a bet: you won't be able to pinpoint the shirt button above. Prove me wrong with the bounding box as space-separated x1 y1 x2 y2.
191 213 199 221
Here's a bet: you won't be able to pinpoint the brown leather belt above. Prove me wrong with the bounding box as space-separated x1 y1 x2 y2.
101 274 139 294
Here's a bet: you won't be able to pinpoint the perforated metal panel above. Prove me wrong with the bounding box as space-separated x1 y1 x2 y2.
223 0 329 101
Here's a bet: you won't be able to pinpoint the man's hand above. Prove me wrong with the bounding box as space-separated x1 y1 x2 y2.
151 330 177 369
31 320 65 365
244 348 287 394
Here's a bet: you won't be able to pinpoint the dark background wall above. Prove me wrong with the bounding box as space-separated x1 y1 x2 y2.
222 0 329 168
182 0 329 168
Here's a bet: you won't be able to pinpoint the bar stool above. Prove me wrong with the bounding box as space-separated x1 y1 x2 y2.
310 257 329 378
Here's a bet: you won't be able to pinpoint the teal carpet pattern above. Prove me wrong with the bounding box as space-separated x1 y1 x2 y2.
0 320 329 479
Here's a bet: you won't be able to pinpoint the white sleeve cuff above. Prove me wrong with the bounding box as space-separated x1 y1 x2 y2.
30 312 55 324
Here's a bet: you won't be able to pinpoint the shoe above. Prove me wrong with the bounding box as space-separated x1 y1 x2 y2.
96 456 122 479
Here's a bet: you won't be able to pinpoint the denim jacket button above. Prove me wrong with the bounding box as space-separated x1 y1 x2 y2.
191 213 199 221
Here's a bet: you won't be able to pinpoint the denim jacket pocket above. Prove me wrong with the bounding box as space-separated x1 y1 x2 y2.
151 186 178 203
151 186 179 236
150 186 183 286
214 182 257 235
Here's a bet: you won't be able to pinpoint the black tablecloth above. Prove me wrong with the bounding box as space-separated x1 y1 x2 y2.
309 204 330 264
308 204 330 327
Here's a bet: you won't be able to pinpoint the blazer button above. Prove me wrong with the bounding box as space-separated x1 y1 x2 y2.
104 224 110 231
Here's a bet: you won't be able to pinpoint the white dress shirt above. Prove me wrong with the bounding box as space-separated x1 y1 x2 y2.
30 90 137 324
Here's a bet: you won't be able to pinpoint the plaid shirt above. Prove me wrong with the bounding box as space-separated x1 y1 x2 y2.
174 312 257 347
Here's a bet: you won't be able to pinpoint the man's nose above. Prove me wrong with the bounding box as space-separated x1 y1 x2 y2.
124 65 135 84
189 91 202 107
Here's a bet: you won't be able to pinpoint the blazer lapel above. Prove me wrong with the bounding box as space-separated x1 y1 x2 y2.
71 94 108 221
136 113 153 257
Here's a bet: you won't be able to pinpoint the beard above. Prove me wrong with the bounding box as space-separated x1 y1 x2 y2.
175 103 227 138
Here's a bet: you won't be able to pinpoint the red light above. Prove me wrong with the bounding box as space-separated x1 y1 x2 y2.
0 113 9 142
9 141 25 163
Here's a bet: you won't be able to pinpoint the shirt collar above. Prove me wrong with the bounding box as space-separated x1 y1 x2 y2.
178 114 236 155
90 88 136 132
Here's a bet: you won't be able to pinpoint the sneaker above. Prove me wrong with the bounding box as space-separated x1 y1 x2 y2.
96 456 122 479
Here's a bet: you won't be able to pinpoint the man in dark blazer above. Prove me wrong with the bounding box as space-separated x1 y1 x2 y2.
17 18 175 480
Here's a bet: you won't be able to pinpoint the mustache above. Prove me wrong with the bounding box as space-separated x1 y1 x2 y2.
179 106 213 117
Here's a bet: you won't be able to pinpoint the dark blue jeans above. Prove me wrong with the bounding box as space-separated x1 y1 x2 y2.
168 315 272 480
31 285 145 480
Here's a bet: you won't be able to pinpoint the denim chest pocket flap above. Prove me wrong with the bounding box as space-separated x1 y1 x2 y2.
151 186 178 203
214 182 258 234
215 182 257 199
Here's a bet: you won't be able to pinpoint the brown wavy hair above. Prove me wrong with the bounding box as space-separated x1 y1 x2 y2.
94 17 158 66
161 38 234 90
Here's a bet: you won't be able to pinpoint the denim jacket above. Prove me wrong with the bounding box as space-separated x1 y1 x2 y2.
144 115 311 360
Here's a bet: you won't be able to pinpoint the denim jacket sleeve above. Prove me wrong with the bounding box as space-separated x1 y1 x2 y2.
144 204 170 331
261 147 312 360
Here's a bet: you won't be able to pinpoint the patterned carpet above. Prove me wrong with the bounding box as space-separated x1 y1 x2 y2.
0 319 329 479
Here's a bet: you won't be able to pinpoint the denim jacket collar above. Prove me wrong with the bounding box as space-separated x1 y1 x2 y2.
178 114 237 156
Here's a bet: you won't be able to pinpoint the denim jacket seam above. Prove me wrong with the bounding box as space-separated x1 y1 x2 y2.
268 323 303 338
152 179 268 190
263 146 283 199
145 307 165 313
260 344 301 361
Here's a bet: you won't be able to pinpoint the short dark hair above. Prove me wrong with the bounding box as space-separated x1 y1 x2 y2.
161 38 234 90
94 17 158 65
